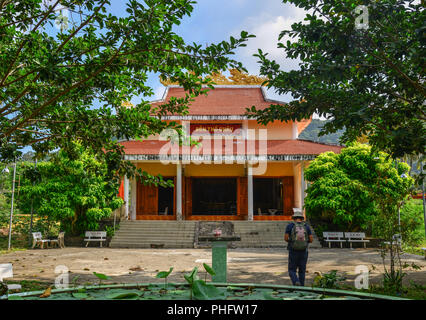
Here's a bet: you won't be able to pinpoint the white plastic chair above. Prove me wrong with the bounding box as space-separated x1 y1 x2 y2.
50 232 65 248
32 232 50 249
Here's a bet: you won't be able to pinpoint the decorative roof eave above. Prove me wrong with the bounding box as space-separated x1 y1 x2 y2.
159 115 251 120
124 154 317 162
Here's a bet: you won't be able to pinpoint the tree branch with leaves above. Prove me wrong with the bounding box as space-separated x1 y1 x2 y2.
247 0 425 158
0 0 254 184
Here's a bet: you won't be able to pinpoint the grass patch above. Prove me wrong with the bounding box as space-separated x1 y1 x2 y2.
3 280 51 293
403 241 426 256
0 234 29 255
340 282 426 300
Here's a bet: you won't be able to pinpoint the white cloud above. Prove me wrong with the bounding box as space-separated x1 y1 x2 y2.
234 3 307 75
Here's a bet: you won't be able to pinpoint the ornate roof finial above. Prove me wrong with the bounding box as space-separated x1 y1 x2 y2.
227 69 268 85
121 101 134 108
160 69 268 86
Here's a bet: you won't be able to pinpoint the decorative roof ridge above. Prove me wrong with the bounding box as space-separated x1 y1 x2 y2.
160 69 268 86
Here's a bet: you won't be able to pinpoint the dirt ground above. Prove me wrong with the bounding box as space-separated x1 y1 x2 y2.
1 247 425 287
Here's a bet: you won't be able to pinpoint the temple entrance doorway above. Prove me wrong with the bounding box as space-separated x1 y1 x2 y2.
136 177 175 219
191 178 237 216
253 178 284 216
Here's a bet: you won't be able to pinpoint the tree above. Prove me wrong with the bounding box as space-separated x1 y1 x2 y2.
305 143 418 293
369 168 417 294
0 0 253 183
19 142 124 235
304 144 414 231
248 0 425 158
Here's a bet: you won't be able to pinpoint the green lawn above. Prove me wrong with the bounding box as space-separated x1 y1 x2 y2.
404 241 426 256
0 233 29 255
340 283 426 300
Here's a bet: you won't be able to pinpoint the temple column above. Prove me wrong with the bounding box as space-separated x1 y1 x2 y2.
301 162 306 212
242 119 248 139
131 178 137 220
292 121 299 139
293 162 302 209
247 165 254 221
124 176 129 220
176 162 182 220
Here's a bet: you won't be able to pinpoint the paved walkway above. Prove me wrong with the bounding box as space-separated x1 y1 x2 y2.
1 247 425 287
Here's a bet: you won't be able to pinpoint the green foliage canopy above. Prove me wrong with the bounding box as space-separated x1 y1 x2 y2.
19 143 123 235
0 0 253 181
304 144 414 230
248 0 425 158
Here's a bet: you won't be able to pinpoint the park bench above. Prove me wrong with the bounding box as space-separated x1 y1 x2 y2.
422 248 426 260
84 231 107 247
31 232 50 249
344 232 370 248
0 263 21 291
323 232 345 248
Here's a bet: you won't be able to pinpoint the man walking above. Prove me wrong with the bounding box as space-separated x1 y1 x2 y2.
284 209 313 286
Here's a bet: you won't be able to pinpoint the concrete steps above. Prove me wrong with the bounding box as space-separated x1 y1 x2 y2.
109 221 197 248
230 221 321 248
110 220 322 249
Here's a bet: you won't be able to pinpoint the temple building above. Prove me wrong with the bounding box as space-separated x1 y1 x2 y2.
119 71 342 221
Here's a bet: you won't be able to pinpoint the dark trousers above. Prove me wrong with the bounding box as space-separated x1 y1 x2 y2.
288 249 308 286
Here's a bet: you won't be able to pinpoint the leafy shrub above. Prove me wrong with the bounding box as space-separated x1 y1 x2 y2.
19 143 124 236
0 194 9 227
305 144 413 232
400 199 425 245
313 270 346 289
12 214 59 238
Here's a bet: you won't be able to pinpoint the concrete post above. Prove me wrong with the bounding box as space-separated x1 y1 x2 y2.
211 241 228 282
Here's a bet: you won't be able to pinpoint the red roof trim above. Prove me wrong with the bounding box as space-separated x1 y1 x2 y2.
120 139 342 156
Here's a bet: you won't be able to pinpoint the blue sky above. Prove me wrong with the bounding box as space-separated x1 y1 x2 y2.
20 0 309 154
107 0 307 103
50 0 308 103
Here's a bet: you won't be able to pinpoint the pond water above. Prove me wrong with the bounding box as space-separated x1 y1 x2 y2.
3 283 405 300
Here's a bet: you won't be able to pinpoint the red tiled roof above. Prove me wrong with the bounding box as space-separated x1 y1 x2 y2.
120 139 342 156
152 87 280 115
